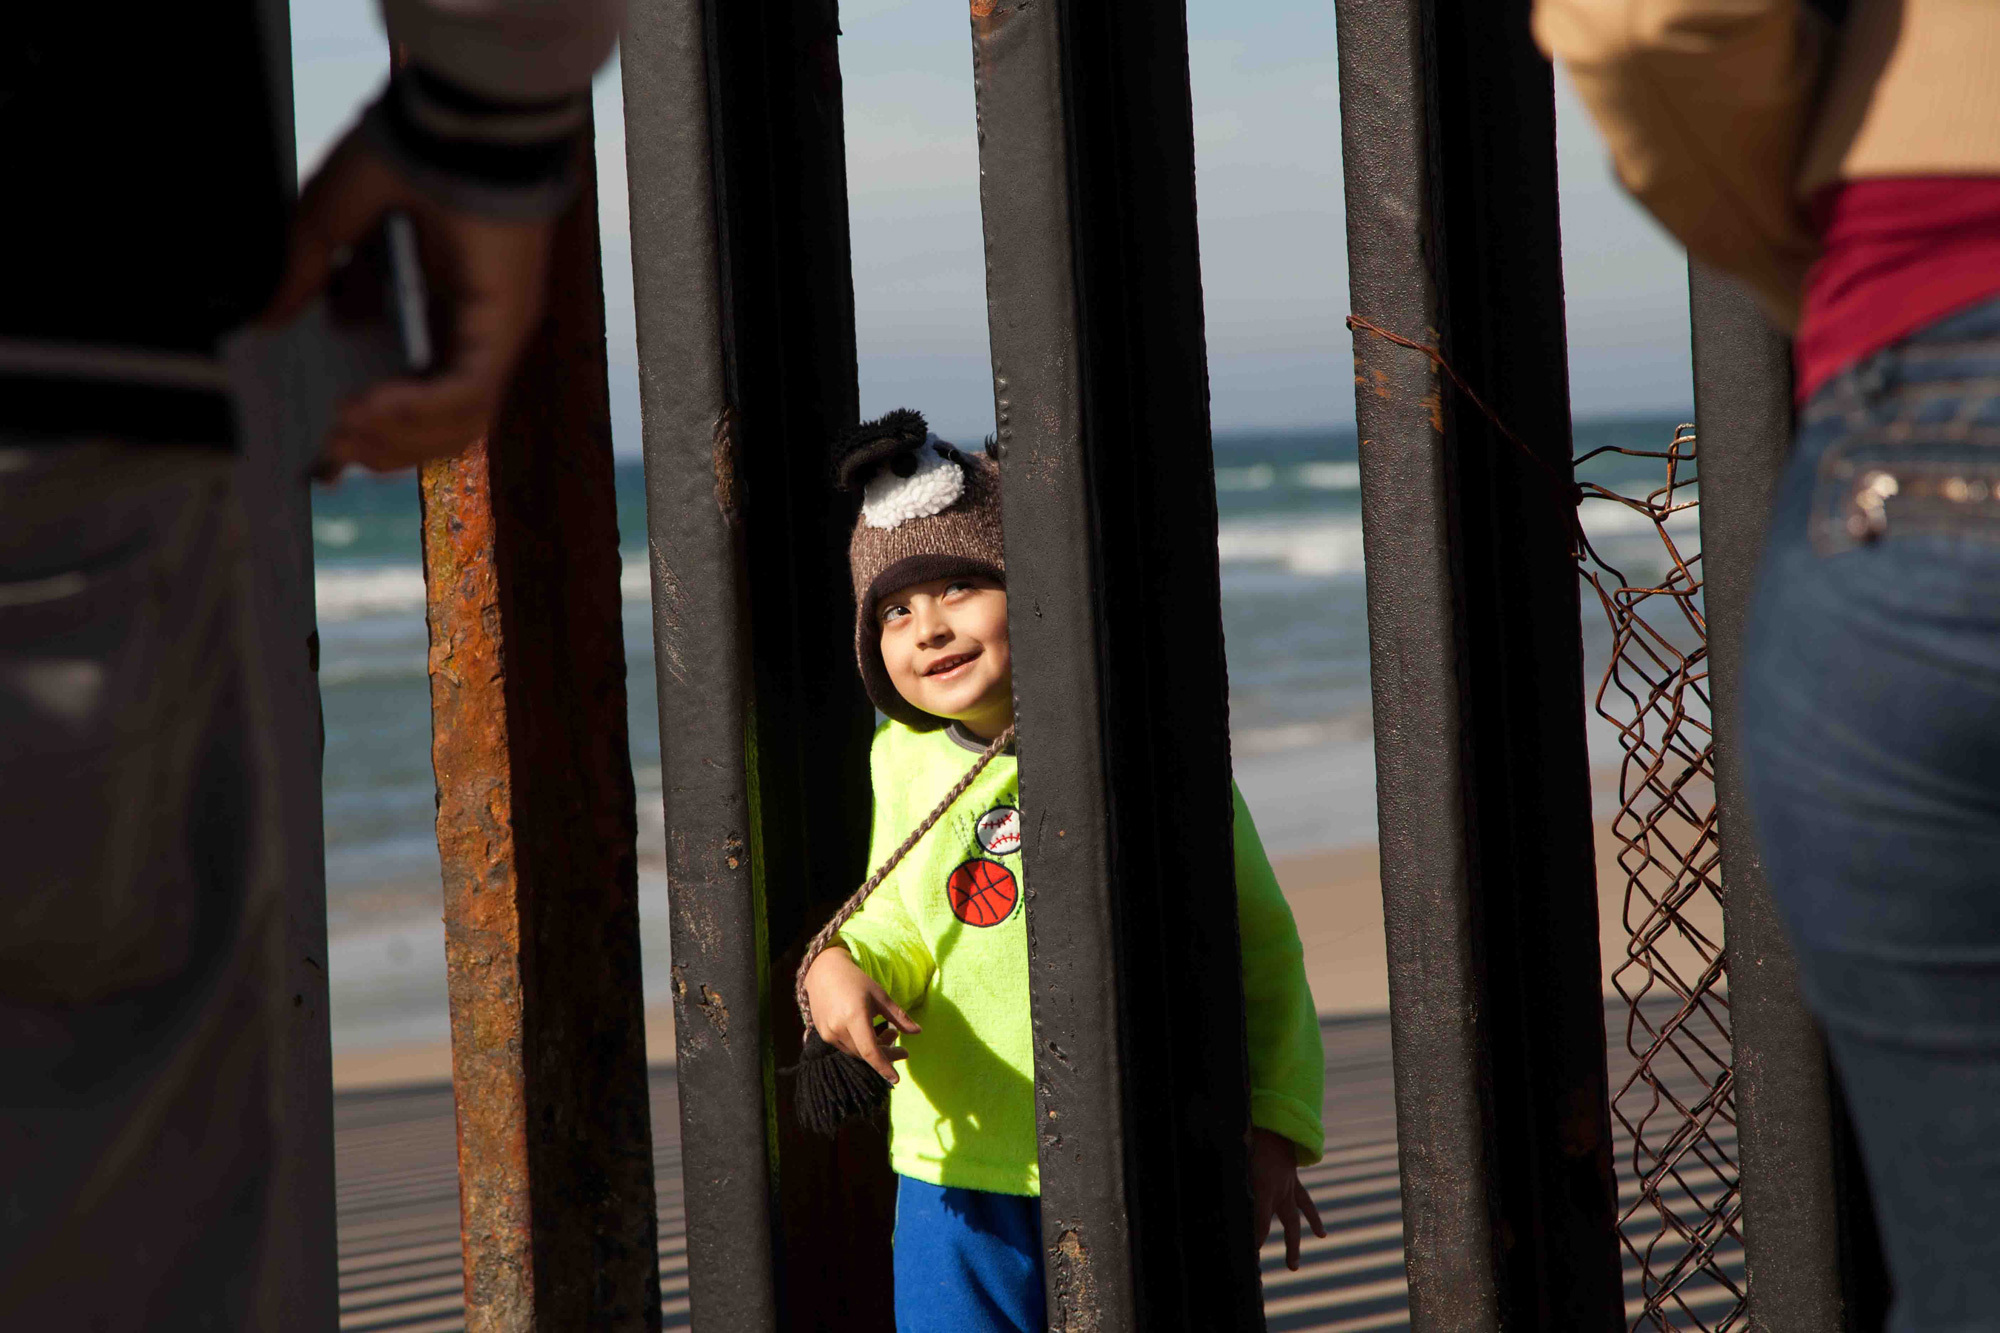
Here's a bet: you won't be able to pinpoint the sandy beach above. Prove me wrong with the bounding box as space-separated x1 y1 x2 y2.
332 812 1716 1090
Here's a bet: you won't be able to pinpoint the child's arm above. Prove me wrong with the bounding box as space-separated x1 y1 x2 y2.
806 878 934 1085
805 722 939 1083
817 735 936 1083
1231 781 1329 1268
1232 783 1327 1161
802 945 921 1085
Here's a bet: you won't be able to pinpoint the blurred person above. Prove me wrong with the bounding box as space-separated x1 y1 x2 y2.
0 2 620 1326
1537 1 2000 1326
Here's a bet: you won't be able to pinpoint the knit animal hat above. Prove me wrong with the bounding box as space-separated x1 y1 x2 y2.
836 408 1006 730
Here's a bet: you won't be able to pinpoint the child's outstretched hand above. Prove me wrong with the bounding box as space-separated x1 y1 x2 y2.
802 946 922 1085
1250 1128 1326 1271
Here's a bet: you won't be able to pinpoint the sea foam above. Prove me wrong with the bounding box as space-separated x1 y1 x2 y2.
313 497 1695 617
315 555 655 622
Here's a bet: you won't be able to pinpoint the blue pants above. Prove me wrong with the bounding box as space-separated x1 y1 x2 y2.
1742 296 2000 1331
893 1175 1044 1333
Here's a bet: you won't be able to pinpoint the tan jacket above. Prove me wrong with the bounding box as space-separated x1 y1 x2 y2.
1533 0 2000 326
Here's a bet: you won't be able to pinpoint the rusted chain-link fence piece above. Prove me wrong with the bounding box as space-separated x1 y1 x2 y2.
1579 425 1743 1331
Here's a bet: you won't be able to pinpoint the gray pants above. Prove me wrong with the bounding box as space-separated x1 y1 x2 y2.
0 442 331 1329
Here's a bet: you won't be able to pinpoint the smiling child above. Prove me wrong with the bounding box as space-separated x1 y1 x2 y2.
802 408 1326 1331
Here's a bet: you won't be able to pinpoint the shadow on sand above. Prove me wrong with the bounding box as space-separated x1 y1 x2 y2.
330 1005 1746 1331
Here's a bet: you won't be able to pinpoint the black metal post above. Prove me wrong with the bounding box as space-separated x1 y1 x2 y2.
1690 261 1890 1333
1334 0 1622 1327
244 4 340 1321
968 1 1262 1328
622 0 888 1328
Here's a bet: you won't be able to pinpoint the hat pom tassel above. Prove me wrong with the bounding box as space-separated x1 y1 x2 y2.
789 1030 892 1136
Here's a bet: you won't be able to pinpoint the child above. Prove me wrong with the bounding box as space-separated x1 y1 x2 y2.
801 408 1326 1331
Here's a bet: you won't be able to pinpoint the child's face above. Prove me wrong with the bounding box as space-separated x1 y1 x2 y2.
876 574 1013 737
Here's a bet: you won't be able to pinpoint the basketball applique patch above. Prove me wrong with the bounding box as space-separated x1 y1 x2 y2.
947 857 1019 927
974 805 1022 856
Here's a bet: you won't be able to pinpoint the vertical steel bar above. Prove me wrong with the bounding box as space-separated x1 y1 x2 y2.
1334 0 1622 1327
618 5 780 1328
622 0 888 1327
243 1 340 1323
419 135 661 1332
1690 261 1890 1333
969 1 1261 1327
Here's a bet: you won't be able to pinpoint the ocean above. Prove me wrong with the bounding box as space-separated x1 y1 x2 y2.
316 416 1699 1049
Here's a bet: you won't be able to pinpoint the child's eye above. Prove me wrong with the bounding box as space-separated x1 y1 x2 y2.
880 604 910 625
944 580 975 597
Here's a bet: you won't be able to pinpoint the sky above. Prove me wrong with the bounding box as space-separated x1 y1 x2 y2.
290 1 1695 453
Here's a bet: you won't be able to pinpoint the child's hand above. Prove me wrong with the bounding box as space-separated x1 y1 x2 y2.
802 946 922 1085
1250 1128 1325 1271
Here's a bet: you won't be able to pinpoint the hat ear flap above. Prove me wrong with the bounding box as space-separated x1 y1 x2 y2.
834 408 930 491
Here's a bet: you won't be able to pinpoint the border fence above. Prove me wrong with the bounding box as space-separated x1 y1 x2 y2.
1579 423 1743 1328
227 0 1900 1329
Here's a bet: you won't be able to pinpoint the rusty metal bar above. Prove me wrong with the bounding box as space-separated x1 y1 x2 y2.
1334 0 1622 1327
419 130 661 1332
968 0 1261 1327
621 0 889 1327
1690 261 1889 1333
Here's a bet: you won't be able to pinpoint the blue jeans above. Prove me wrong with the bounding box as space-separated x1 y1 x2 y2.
1743 296 2000 1331
893 1175 1044 1333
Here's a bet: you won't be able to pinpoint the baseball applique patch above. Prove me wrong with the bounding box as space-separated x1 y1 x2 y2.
974 804 1022 856
947 858 1018 927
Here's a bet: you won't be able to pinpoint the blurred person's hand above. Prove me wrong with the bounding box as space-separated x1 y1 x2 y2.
262 129 556 474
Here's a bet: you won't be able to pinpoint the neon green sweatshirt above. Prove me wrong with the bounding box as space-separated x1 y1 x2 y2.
836 719 1325 1197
